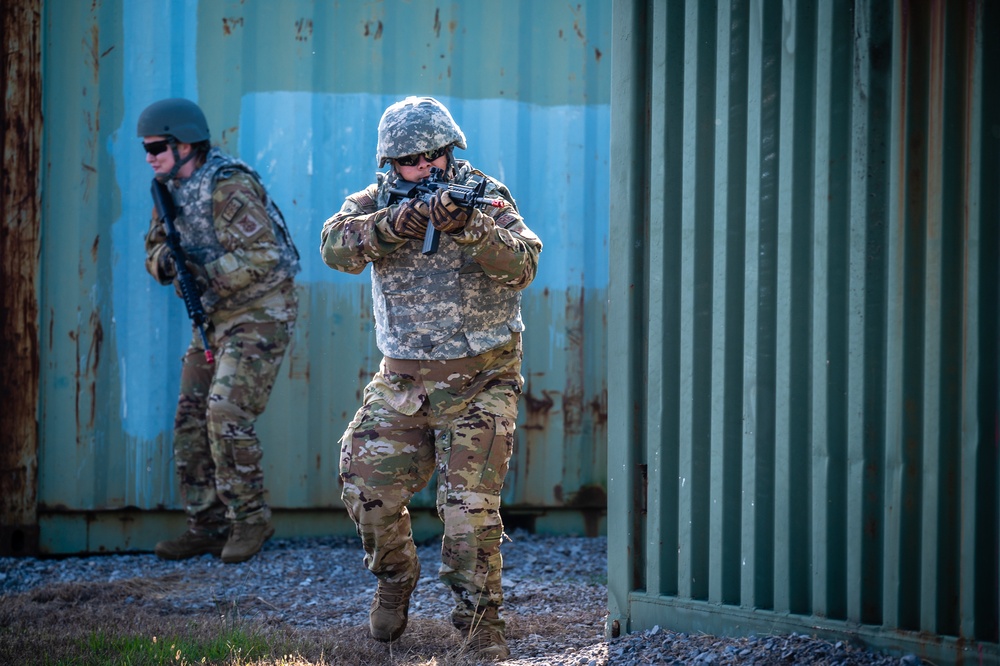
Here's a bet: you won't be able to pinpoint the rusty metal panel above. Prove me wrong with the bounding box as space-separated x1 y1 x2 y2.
608 0 999 663
0 0 42 557
32 0 610 554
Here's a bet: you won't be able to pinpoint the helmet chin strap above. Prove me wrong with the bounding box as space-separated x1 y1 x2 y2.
443 146 456 180
156 141 197 182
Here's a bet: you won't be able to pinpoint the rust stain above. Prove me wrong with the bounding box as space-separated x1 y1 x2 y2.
220 126 240 150
567 483 607 508
90 235 99 263
295 18 313 42
363 20 383 40
594 47 602 62
567 484 607 537
2 2 43 525
589 391 607 427
87 23 99 84
76 309 103 431
86 310 103 378
222 16 244 35
522 388 555 431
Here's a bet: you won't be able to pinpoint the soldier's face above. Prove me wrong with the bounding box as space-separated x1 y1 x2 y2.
143 135 194 178
394 152 448 182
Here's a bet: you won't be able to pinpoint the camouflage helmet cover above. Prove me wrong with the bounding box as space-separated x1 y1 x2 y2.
376 96 467 168
136 98 211 143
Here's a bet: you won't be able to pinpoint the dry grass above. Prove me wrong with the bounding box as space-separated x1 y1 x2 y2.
0 574 603 665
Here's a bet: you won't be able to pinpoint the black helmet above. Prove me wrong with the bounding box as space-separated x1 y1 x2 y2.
137 98 210 143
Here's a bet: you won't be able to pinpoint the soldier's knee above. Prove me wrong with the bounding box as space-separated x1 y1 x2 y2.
207 398 256 440
439 491 502 534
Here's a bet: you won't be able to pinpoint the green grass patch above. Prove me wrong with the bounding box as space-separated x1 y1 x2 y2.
59 627 274 666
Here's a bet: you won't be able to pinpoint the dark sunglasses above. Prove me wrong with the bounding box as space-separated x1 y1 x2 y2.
142 139 173 156
395 146 448 167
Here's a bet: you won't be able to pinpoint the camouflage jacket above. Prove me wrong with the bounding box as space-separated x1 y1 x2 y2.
320 160 542 360
145 149 300 324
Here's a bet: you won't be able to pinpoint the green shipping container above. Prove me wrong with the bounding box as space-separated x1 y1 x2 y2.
608 1 999 664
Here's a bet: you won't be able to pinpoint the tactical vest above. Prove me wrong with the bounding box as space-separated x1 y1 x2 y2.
169 148 300 314
371 162 524 360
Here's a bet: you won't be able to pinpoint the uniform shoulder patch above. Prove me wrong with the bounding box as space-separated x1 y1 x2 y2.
219 193 266 239
234 213 264 239
221 195 246 223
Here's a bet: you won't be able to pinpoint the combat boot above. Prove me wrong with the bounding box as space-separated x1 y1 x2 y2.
465 625 510 661
220 521 274 563
369 562 420 642
154 529 227 560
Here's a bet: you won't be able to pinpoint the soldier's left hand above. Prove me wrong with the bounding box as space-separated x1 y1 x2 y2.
429 190 469 234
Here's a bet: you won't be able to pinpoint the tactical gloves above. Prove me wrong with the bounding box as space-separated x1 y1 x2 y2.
144 219 177 284
429 190 470 234
390 198 431 240
143 216 210 292
147 245 177 284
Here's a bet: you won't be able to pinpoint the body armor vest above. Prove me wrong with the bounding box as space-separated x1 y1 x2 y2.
169 149 300 313
371 163 523 360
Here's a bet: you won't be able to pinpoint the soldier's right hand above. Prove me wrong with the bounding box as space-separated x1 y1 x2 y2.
390 198 430 240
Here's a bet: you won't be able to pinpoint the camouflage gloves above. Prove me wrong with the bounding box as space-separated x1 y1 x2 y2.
147 245 177 284
429 190 470 234
144 219 177 284
143 216 210 292
390 198 431 240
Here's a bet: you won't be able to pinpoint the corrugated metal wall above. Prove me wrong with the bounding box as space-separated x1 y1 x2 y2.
0 0 42 557
608 0 998 664
5 0 611 555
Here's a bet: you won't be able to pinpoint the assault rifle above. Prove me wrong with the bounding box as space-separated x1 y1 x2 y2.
388 167 505 255
150 179 215 364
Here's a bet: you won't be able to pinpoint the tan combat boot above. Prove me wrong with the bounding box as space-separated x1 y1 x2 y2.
154 529 227 560
454 604 509 661
465 624 510 661
220 521 274 563
369 562 420 642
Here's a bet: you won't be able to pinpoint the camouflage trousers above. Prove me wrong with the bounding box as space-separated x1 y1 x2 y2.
340 353 520 632
172 319 292 532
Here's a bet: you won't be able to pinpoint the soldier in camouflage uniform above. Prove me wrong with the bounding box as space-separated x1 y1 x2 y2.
138 98 300 564
320 96 542 661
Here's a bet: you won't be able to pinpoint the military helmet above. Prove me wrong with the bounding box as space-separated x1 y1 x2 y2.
376 96 466 168
136 98 210 143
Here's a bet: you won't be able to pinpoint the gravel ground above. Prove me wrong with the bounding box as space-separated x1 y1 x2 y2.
0 532 923 665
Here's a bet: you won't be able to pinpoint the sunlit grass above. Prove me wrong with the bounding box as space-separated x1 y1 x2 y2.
76 627 271 665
